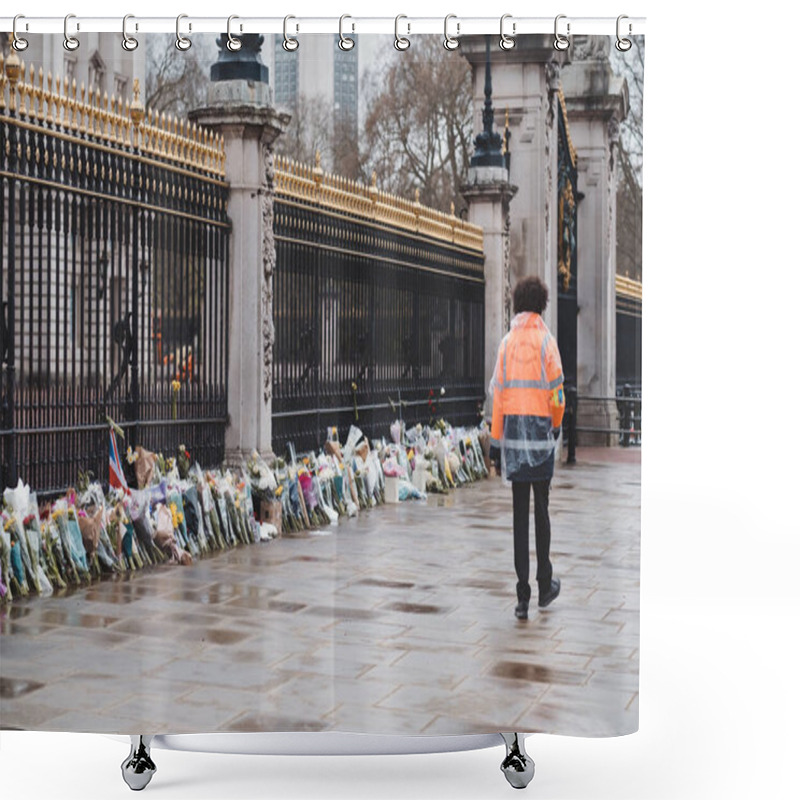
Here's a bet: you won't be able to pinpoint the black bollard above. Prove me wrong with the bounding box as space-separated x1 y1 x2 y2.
622 384 632 448
566 386 577 464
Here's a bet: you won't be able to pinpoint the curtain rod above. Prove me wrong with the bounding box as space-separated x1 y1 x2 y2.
0 16 646 37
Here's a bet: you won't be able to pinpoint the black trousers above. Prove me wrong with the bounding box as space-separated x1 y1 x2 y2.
511 479 553 605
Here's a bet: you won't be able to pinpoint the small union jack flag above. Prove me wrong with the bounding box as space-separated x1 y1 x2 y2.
109 429 129 492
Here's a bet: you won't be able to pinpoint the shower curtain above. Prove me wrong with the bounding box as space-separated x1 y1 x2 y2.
0 27 643 742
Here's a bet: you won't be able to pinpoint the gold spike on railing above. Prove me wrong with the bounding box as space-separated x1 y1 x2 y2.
35 67 44 122
78 82 86 134
18 60 28 117
273 156 483 254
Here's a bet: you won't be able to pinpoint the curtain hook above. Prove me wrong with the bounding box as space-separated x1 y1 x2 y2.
443 14 460 51
122 14 139 51
394 15 410 51
176 14 192 51
12 14 29 52
339 15 355 51
283 15 299 52
63 13 80 52
500 14 516 50
553 14 570 51
226 15 242 52
615 15 633 51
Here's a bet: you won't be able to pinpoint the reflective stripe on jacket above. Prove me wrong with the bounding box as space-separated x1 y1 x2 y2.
490 312 565 480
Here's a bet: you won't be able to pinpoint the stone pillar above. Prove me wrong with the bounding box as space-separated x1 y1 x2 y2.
462 175 517 391
190 35 290 462
561 37 629 445
462 37 567 338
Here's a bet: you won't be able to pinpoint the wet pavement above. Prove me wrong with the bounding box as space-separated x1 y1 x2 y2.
0 449 640 737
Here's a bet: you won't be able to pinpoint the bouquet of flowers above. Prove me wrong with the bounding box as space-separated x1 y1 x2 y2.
127 489 167 566
182 484 211 555
166 490 195 556
39 508 70 590
1 515 30 597
153 502 192 565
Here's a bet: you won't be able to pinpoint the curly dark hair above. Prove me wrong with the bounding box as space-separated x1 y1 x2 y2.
513 276 549 315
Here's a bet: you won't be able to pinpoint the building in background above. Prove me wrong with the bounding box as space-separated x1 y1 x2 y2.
9 33 144 104
265 34 359 148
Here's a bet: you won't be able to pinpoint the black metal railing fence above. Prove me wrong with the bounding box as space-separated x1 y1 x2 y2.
1 66 230 494
272 186 486 455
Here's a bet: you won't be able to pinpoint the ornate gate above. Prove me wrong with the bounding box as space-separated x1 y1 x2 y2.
556 89 579 388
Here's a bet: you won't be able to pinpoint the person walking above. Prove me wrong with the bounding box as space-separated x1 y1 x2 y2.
490 276 565 620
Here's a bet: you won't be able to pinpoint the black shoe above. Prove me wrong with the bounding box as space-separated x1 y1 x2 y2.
538 577 561 608
514 601 528 620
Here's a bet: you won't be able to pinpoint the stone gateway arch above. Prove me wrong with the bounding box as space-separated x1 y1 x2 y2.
461 35 632 446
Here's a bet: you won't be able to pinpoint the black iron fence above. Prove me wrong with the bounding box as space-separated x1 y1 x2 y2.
1 63 230 494
272 159 486 454
565 388 642 454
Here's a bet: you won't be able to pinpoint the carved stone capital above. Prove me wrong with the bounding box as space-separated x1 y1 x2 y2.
572 34 611 61
261 133 277 405
545 59 561 93
607 116 621 145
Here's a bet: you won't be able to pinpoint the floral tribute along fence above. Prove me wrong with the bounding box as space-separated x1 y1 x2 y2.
0 49 230 496
272 153 486 455
0 418 490 603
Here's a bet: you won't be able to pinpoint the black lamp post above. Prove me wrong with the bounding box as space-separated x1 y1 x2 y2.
470 35 505 169
210 33 270 83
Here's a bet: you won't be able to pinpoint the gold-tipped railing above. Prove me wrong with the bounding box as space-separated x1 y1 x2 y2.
274 152 484 254
616 274 642 301
0 49 225 179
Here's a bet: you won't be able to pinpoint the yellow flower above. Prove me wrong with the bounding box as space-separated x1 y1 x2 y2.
171 379 181 392
3 516 15 532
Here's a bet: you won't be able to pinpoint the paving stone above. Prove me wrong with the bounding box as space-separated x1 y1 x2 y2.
1 454 639 735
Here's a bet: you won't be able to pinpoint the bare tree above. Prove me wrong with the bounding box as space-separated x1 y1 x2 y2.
361 37 473 214
611 37 645 181
611 37 645 280
273 93 336 169
145 34 212 117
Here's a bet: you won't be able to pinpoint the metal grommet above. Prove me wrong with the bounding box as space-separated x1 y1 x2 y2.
283 15 299 52
615 15 632 51
499 13 516 50
553 14 570 51
226 15 242 52
122 14 139 51
12 15 29 52
339 14 355 51
176 14 192 51
394 15 410 50
63 13 80 51
443 14 460 51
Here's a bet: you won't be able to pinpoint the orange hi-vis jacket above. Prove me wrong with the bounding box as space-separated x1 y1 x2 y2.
490 312 565 481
